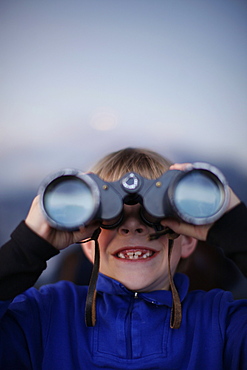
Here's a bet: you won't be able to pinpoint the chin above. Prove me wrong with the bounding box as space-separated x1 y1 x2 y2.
117 275 156 292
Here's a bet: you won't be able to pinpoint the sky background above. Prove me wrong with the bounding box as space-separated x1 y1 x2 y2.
0 0 247 198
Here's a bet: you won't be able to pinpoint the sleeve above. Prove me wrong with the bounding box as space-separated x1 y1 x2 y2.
179 202 247 298
0 221 59 300
207 202 247 276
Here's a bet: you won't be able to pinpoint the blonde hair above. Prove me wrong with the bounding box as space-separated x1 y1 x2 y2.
91 147 173 181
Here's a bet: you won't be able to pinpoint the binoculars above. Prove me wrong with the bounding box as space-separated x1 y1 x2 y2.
39 162 229 231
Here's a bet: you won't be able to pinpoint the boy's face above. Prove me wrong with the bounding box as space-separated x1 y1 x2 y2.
83 204 196 292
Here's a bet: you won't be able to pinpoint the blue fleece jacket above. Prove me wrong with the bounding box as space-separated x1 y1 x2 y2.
0 272 246 369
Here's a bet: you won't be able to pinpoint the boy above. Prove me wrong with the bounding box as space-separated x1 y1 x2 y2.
0 147 246 369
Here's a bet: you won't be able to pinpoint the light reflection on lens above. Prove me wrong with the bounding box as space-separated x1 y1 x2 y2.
174 171 223 218
44 177 95 228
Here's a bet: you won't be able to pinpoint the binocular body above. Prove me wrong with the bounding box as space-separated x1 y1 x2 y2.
39 162 230 231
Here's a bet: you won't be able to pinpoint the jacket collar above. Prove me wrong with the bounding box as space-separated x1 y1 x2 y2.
96 272 189 308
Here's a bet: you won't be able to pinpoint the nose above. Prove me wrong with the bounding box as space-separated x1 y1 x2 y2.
118 205 149 236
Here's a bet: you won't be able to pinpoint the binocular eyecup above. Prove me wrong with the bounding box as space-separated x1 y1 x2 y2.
39 162 230 231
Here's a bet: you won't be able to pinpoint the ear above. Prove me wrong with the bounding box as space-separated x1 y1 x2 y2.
180 236 197 259
81 240 95 263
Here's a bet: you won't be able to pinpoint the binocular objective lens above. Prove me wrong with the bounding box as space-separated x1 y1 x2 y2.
43 176 96 229
173 171 224 220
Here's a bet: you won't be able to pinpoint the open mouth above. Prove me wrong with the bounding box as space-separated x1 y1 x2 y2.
114 248 157 260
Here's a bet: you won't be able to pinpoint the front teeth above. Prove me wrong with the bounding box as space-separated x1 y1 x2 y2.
117 250 153 259
142 251 153 258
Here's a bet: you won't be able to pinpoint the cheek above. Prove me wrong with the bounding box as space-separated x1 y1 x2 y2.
98 229 117 251
81 241 95 263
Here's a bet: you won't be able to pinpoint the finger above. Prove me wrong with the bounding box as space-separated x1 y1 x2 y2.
161 218 210 241
169 163 193 171
75 221 101 242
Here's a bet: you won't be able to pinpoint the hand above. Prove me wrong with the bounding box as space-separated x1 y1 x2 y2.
25 196 100 250
161 163 241 241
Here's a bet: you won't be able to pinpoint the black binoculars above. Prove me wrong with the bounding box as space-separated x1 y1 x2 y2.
39 162 229 231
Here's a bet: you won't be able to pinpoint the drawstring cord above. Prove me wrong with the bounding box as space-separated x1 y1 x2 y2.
149 227 181 329
82 226 181 329
80 228 101 327
167 237 182 329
